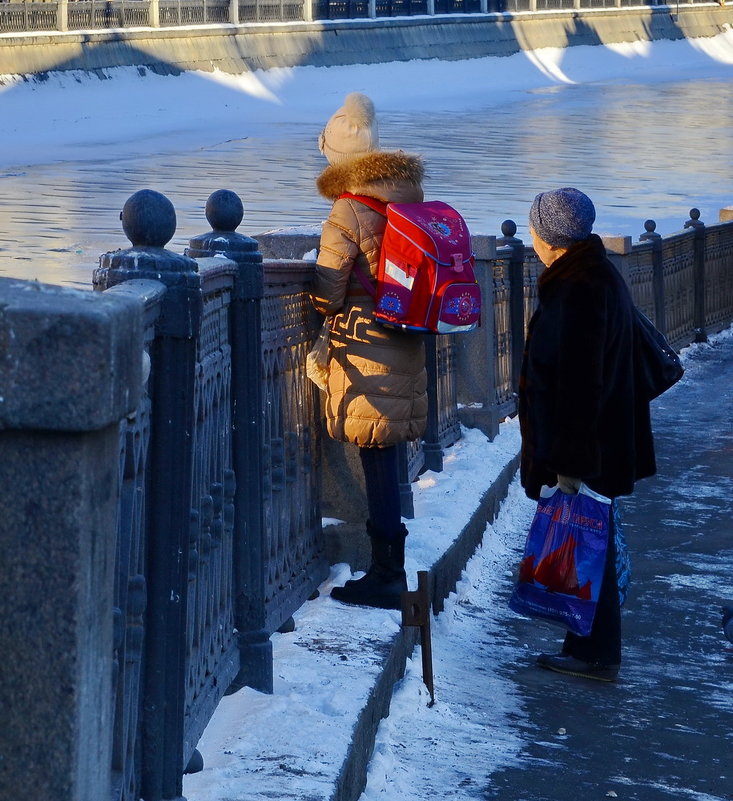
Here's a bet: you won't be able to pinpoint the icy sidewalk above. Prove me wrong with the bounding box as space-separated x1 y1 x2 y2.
183 420 522 801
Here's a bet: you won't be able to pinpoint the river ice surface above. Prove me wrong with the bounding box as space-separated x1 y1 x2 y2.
1 30 733 287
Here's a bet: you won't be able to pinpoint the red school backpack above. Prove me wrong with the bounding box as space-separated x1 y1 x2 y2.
339 193 481 334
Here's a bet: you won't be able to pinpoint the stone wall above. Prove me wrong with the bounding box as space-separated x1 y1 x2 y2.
0 5 731 77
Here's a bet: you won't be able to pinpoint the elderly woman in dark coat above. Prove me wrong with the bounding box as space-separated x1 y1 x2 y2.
310 93 428 610
519 187 656 681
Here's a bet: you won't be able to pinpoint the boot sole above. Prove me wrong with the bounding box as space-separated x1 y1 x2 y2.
330 588 401 610
539 662 618 682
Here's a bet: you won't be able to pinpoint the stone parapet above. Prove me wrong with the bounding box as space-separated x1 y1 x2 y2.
0 277 143 801
0 278 143 431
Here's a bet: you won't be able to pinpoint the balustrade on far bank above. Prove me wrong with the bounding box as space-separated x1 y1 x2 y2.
0 0 712 34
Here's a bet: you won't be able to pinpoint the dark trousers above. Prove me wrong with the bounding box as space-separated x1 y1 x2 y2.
563 512 622 665
359 445 402 540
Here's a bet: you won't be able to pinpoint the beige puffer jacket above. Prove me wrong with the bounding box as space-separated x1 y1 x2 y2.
311 151 428 448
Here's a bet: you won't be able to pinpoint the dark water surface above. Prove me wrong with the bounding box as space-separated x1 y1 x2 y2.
1 75 731 288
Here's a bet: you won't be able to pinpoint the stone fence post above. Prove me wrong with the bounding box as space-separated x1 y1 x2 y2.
57 0 68 30
228 0 239 23
600 234 632 286
0 278 143 801
149 0 160 26
95 189 202 801
684 207 707 343
639 219 666 334
497 220 525 397
454 233 500 439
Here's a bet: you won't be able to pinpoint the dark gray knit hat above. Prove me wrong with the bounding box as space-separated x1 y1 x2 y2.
529 187 596 247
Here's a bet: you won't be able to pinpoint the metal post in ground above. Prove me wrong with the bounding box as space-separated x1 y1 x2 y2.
401 571 435 706
422 338 444 474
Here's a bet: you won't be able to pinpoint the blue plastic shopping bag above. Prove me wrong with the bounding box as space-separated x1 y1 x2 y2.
509 484 611 637
612 500 631 607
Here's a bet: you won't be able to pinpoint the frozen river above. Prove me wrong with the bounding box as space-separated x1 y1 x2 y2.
0 46 732 289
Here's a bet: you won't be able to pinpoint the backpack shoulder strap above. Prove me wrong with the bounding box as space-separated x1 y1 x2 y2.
335 193 386 298
338 192 388 217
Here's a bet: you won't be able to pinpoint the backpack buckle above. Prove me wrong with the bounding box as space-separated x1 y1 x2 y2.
451 254 464 273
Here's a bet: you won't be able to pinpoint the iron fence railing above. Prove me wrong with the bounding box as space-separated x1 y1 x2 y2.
183 263 240 776
110 283 160 801
260 264 328 633
626 240 657 322
160 0 230 25
42 194 733 801
660 230 697 347
67 0 150 29
491 252 514 410
702 221 733 333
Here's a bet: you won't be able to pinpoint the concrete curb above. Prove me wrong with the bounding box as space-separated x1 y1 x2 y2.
333 451 521 801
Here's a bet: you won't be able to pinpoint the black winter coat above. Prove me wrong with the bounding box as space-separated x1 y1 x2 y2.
518 234 656 501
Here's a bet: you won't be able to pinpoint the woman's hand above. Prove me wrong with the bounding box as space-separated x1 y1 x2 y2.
557 475 582 494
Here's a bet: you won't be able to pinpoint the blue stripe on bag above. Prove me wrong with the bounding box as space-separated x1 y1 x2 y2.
613 500 632 607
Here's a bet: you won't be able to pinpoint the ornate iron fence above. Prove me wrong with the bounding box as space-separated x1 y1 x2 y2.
238 0 304 19
626 240 657 321
375 0 428 14
109 283 161 801
260 263 328 633
160 0 230 25
660 230 697 347
183 263 240 775
491 251 514 410
67 0 149 29
702 221 733 333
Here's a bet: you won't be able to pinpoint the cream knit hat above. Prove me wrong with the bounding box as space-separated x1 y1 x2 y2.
319 92 379 166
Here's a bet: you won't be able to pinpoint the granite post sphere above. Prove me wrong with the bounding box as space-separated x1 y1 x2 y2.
121 189 177 248
205 190 244 232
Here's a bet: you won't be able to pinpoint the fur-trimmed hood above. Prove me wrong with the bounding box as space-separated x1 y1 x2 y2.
316 151 424 202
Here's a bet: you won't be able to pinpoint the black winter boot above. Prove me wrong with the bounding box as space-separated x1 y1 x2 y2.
331 524 408 610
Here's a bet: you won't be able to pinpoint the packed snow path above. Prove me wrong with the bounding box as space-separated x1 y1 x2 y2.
361 329 733 801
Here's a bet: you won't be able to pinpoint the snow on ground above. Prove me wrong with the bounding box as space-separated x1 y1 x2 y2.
183 328 733 801
360 476 536 801
183 418 525 800
357 325 733 801
1 28 733 170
